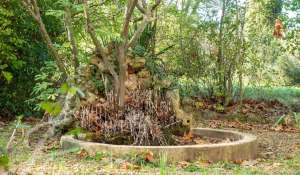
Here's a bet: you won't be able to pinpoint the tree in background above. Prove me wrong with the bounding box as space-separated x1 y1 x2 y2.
0 0 63 117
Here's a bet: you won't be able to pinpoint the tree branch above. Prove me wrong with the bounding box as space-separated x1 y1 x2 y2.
127 0 162 49
136 2 146 14
121 0 138 42
83 0 119 86
64 4 79 77
21 0 68 78
127 13 149 48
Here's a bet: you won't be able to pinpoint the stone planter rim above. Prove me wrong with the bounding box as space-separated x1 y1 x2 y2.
61 128 257 162
62 128 256 149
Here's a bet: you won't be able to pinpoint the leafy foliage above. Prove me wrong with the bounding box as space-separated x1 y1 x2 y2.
0 0 64 117
26 61 61 112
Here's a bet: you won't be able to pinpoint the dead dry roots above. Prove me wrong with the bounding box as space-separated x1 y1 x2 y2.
75 89 187 146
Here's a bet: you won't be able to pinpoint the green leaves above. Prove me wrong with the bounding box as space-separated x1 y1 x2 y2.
1 71 13 83
274 115 287 126
40 101 62 116
0 148 9 170
39 83 83 116
0 64 13 83
60 83 79 96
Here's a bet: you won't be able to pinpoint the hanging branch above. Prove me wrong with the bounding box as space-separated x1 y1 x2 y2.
64 4 79 77
21 0 67 79
127 9 151 48
136 1 146 14
83 0 119 87
127 0 162 49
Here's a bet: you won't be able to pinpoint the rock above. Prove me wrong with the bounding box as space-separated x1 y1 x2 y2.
127 57 146 73
138 77 153 89
125 74 138 91
166 89 193 126
137 69 150 78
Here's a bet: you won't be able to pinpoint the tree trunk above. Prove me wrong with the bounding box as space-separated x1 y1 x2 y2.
217 0 226 98
22 0 68 79
117 44 127 108
64 5 79 78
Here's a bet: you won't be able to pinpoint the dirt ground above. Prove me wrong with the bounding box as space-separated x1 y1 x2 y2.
0 118 300 175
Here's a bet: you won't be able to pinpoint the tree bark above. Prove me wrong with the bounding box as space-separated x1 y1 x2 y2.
64 5 79 77
218 0 226 98
83 0 119 91
117 0 138 108
236 1 247 109
21 0 67 79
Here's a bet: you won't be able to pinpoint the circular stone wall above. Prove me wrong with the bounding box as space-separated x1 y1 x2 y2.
60 128 257 162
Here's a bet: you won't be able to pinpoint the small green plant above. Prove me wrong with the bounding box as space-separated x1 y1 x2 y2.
183 163 202 172
0 147 9 170
274 113 300 127
274 115 286 126
122 152 147 166
6 115 29 151
50 150 57 160
40 101 62 116
26 61 61 111
86 152 108 161
215 103 225 113
66 128 87 138
159 153 168 175
292 112 300 127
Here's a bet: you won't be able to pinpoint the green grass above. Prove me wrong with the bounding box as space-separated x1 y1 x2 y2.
178 78 300 108
242 86 300 107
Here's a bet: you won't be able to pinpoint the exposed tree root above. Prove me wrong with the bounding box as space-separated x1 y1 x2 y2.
25 94 78 147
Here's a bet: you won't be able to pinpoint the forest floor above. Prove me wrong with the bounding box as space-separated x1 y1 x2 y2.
1 116 300 175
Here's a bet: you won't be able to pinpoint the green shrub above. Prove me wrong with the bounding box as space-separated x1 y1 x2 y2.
283 56 300 85
26 61 62 112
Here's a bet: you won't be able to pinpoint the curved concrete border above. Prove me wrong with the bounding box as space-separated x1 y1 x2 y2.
60 128 257 162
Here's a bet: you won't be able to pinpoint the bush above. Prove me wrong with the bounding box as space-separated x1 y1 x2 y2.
283 56 300 85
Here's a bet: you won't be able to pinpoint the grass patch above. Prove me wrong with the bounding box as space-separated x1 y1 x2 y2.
243 86 300 106
178 79 300 108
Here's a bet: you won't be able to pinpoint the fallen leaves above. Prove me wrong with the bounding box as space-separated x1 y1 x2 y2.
241 159 258 167
177 161 190 168
182 131 193 142
191 98 289 118
285 154 294 160
208 119 300 133
264 162 282 171
145 151 154 162
76 149 89 159
232 159 243 165
121 161 141 170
